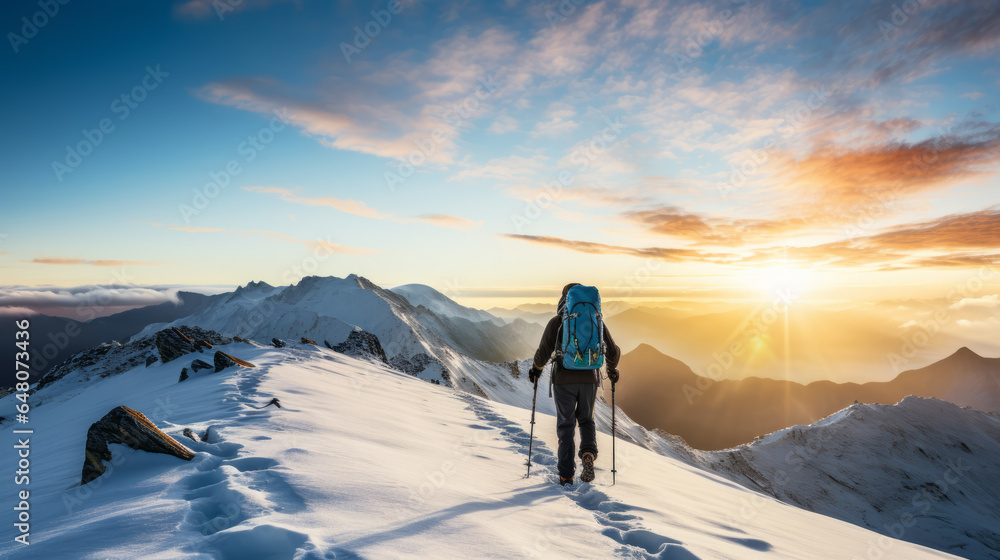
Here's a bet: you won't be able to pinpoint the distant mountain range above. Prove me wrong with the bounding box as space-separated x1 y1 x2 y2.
614 343 1000 450
0 291 219 388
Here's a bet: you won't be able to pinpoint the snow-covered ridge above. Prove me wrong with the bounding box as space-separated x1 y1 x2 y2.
132 274 542 396
677 397 1000 559
0 340 963 559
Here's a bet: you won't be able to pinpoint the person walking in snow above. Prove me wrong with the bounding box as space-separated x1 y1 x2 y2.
528 283 621 486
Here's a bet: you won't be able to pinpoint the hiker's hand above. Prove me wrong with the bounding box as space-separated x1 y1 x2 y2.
528 366 542 384
607 367 620 384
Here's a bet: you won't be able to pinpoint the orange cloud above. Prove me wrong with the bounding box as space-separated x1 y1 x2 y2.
500 234 733 263
29 258 160 266
773 132 1000 218
416 214 483 230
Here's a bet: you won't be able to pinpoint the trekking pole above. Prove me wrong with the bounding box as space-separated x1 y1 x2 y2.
611 381 617 485
526 378 539 478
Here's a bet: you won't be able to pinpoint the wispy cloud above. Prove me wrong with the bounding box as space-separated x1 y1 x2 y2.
165 223 377 255
0 285 181 310
173 0 296 21
243 186 393 220
28 258 161 266
415 214 484 230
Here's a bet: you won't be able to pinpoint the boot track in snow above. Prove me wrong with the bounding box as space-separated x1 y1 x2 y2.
461 394 701 559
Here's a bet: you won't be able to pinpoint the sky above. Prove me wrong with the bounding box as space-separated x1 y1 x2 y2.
2 0 999 313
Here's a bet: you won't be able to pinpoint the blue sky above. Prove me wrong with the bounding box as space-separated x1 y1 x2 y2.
2 0 999 310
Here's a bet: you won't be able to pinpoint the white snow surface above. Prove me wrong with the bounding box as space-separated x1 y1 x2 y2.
678 398 1000 559
0 342 961 560
390 284 504 326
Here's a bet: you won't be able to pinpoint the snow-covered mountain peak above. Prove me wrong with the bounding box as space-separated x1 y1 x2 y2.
391 283 504 326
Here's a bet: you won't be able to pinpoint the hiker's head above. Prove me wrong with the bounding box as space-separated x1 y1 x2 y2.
558 283 582 313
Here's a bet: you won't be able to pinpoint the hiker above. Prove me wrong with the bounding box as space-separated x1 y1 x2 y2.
527 283 621 486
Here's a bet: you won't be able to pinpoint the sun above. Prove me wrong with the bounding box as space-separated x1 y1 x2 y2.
745 265 815 299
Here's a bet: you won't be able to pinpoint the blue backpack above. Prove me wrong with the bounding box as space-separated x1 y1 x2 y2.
558 285 605 370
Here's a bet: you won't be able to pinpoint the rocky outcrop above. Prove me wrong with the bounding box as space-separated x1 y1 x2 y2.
233 335 251 344
155 327 197 363
272 338 286 348
81 406 195 484
214 351 256 372
145 356 157 367
503 361 521 379
154 326 233 363
332 330 389 364
178 368 189 382
389 352 434 375
37 327 233 392
190 359 213 373
301 337 318 345
182 428 200 442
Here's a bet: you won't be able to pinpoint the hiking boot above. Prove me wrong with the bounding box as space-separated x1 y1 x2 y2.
581 452 596 483
559 476 574 486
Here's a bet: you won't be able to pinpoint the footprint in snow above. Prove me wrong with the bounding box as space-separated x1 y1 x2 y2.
460 394 702 560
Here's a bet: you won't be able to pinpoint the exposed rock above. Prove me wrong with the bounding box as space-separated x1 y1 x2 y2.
178 368 189 382
272 338 286 348
202 426 215 442
182 428 200 442
145 356 157 367
332 330 389 364
190 359 213 373
81 406 195 484
390 352 434 375
301 337 318 345
233 335 251 344
155 327 197 363
503 361 520 379
214 351 256 372
254 397 282 409
324 340 333 349
154 326 234 363
37 326 234 391
472 381 488 398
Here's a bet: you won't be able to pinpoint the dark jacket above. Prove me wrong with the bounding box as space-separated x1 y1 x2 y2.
532 284 621 384
532 314 621 384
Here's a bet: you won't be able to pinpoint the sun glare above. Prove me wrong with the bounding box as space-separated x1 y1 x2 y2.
746 265 815 299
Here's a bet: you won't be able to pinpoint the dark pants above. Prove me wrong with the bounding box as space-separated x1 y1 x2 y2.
553 382 598 479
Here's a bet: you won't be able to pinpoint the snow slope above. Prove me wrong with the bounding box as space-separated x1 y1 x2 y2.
0 342 961 559
134 275 540 382
674 398 1000 559
390 284 503 326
